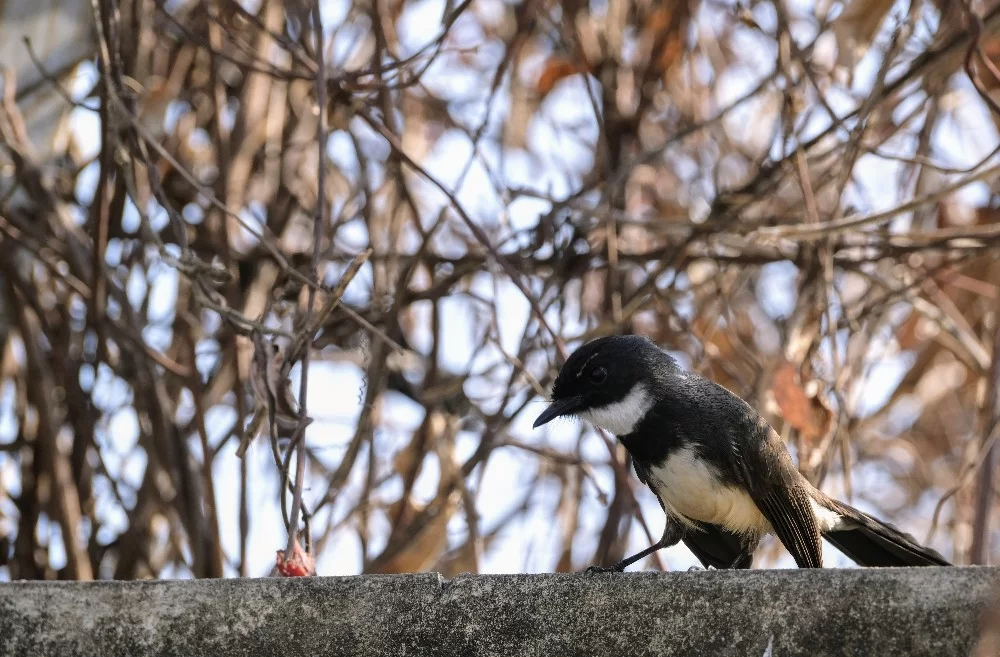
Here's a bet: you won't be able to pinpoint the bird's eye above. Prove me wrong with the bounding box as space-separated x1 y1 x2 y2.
589 366 608 384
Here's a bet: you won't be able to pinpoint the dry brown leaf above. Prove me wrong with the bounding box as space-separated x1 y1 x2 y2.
896 313 925 351
536 57 593 96
690 313 750 393
832 0 896 71
638 3 692 78
373 491 461 574
770 360 834 446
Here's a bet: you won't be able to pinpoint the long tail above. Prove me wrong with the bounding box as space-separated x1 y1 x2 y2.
814 494 951 567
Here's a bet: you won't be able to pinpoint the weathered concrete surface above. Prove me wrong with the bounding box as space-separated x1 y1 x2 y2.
0 567 997 657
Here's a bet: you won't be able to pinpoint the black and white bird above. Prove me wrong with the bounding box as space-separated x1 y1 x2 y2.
533 334 950 571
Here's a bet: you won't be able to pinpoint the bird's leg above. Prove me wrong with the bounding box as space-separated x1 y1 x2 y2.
585 542 667 574
725 544 757 569
584 515 684 573
727 555 748 569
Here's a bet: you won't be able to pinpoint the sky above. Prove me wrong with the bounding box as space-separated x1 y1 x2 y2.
1 0 997 580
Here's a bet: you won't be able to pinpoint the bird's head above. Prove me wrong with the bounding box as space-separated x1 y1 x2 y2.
533 334 678 436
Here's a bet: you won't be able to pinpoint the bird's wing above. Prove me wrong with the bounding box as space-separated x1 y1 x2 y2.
726 408 823 568
679 376 825 569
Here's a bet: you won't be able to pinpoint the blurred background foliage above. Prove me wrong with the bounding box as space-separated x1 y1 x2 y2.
1 0 1000 582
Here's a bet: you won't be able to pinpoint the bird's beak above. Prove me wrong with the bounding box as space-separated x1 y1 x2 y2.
533 396 583 428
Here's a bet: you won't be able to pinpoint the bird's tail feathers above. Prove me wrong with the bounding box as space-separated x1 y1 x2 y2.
814 494 950 567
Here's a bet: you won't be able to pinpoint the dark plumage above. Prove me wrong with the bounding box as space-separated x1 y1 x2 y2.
533 335 950 571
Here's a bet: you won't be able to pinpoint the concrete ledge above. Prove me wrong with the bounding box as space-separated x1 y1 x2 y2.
1 567 997 656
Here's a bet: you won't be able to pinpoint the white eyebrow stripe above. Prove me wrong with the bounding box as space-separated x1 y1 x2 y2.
574 351 601 378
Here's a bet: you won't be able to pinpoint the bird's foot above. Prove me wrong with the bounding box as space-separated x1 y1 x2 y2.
584 564 622 574
687 565 706 572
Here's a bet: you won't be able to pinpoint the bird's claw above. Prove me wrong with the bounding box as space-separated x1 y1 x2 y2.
584 564 621 574
687 565 706 572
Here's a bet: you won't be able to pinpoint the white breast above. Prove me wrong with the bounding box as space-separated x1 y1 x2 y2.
648 446 772 538
578 384 653 436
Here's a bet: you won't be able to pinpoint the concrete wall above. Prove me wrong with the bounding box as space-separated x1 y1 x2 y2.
1 567 997 656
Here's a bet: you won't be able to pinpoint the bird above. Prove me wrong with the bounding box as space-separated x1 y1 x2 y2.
532 334 951 571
